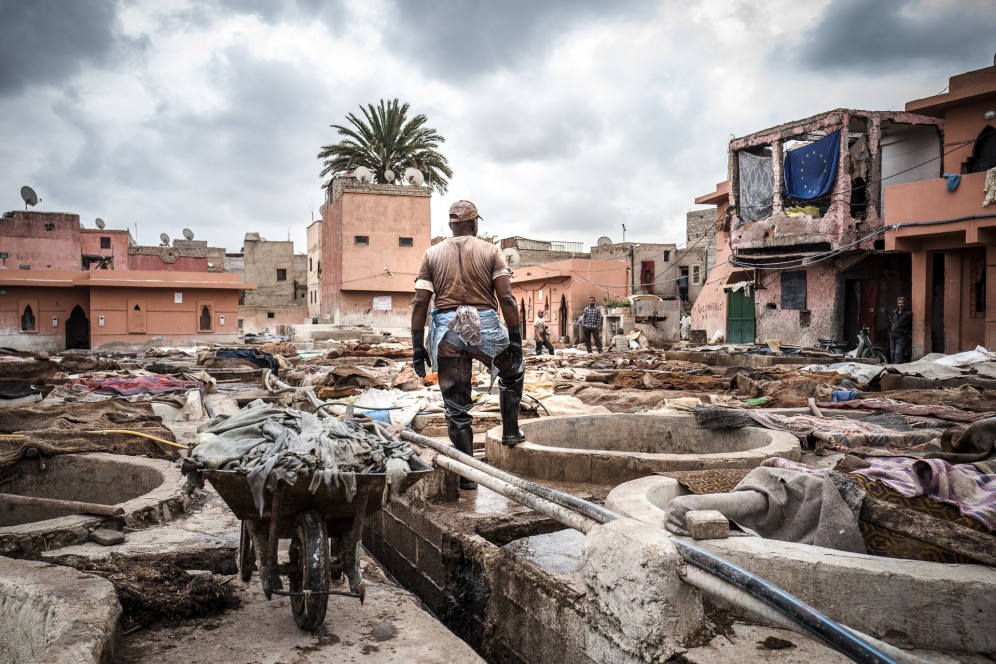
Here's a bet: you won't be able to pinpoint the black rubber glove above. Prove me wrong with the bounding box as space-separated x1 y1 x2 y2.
506 325 523 358
412 329 431 378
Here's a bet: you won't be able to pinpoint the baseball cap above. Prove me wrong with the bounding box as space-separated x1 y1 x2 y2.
449 200 482 223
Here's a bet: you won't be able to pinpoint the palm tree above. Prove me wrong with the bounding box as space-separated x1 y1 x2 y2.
318 99 453 194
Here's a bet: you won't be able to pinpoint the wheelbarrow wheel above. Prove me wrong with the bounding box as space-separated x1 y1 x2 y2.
288 510 330 631
238 520 255 583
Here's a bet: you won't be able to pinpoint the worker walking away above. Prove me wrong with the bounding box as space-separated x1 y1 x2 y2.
580 297 603 353
411 200 525 490
889 296 912 364
680 312 692 341
534 314 555 355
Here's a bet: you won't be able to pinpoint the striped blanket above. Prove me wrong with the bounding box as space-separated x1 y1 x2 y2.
855 457 996 531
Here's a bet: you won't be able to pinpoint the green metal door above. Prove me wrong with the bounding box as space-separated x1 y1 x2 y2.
726 289 755 344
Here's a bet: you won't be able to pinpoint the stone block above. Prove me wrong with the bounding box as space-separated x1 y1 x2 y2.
89 528 125 546
685 510 730 540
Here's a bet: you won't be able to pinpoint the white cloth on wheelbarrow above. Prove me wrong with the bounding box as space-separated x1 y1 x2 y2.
186 399 415 515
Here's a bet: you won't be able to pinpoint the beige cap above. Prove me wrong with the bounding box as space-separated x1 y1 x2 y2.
449 200 482 223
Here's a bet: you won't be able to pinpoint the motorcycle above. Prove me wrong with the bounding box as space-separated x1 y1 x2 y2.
846 326 888 363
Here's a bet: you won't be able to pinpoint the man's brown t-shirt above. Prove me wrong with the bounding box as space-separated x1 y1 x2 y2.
415 236 510 311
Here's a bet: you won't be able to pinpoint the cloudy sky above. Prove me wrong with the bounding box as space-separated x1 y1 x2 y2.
1 0 993 253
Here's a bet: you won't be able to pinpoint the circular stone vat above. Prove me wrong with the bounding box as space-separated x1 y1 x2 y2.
605 476 996 658
486 413 800 484
0 557 120 664
0 453 187 557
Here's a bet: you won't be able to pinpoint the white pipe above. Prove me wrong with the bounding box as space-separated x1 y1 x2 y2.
434 455 598 534
680 565 928 664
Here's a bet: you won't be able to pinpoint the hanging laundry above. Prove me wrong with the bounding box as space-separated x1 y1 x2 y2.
943 173 962 192
783 129 841 200
737 151 773 223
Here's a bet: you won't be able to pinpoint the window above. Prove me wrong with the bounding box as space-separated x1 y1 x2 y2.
267 312 275 319
781 271 807 310
663 250 670 262
276 269 287 281
971 257 987 318
44 223 54 231
99 237 111 249
309 258 313 272
198 305 212 331
399 237 414 247
20 305 35 331
354 236 369 245
692 265 701 284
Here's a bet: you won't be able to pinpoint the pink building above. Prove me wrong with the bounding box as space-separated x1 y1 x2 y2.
0 211 253 350
885 64 996 357
510 258 629 341
320 179 430 328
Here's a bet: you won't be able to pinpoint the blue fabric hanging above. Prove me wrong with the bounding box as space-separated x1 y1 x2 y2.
783 129 841 200
944 173 961 192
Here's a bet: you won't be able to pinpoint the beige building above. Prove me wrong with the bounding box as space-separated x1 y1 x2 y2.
589 241 705 304
236 233 308 334
320 179 430 328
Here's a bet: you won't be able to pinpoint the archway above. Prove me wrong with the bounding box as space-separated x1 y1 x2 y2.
66 305 90 349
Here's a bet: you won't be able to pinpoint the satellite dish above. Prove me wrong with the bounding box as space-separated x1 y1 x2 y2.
95 218 106 230
383 169 395 183
404 167 425 186
160 233 171 246
596 236 612 246
353 166 373 183
20 186 39 209
182 228 194 240
502 247 521 268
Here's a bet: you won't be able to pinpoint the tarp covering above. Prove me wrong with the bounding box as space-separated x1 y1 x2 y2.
783 129 840 200
737 151 774 223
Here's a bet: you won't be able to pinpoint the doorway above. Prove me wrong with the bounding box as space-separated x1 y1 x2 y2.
726 288 755 344
931 253 945 353
559 295 568 338
66 305 90 349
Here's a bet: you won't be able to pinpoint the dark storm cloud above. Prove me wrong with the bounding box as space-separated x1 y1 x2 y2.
385 0 654 83
783 0 996 73
0 0 120 96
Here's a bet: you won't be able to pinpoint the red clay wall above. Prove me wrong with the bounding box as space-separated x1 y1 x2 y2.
0 212 81 270
0 286 88 352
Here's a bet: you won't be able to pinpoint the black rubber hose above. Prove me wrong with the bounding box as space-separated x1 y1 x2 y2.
674 539 895 664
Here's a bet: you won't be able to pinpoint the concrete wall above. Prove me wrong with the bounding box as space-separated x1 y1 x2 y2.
686 209 717 276
238 306 309 335
753 263 837 347
88 284 241 347
80 229 131 269
0 284 88 352
0 211 82 270
306 220 321 319
589 242 704 302
321 180 430 326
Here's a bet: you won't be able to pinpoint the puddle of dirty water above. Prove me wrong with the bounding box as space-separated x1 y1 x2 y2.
504 529 585 577
465 486 526 515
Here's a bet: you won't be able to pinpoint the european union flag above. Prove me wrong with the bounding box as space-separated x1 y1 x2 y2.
783 129 841 200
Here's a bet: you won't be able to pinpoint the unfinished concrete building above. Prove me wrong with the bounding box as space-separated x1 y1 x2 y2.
709 109 944 346
236 233 308 334
589 241 705 304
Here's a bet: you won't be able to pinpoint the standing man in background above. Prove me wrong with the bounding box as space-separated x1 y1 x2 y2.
411 200 525 490
534 314 555 355
680 312 692 341
580 296 603 353
889 296 912 364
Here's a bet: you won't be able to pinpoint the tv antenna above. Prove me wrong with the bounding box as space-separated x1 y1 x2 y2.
182 228 194 240
353 166 373 183
95 218 106 230
383 169 395 183
160 233 171 246
403 167 424 186
20 186 39 210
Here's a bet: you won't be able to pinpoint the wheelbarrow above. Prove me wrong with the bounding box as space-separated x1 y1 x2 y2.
199 457 433 630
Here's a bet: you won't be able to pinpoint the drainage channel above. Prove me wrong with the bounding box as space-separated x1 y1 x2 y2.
399 428 921 664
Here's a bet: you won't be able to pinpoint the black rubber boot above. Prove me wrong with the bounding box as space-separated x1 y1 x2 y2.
438 356 477 490
499 366 526 447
